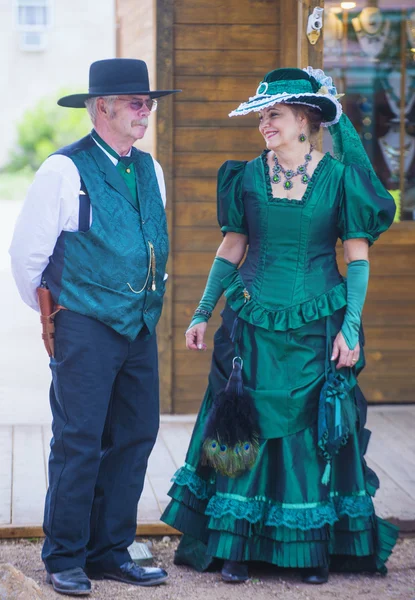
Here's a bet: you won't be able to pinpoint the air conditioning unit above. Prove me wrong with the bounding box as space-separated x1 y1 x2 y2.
20 30 47 51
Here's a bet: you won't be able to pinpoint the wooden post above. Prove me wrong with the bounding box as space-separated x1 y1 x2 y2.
300 0 325 150
300 0 324 69
156 0 174 413
279 0 324 69
279 0 300 67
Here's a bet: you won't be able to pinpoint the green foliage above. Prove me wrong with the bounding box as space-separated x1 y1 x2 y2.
5 89 91 172
0 167 35 202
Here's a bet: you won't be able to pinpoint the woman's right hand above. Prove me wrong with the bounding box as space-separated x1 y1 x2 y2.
185 322 208 351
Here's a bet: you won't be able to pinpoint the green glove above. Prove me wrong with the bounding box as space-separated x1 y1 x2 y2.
188 257 237 330
341 259 370 350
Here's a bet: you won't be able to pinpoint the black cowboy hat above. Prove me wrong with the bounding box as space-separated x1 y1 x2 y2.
58 58 181 108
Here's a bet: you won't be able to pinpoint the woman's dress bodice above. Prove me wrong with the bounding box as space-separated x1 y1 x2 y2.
218 152 395 331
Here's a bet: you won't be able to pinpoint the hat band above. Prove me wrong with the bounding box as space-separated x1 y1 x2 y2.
256 79 314 97
89 82 150 94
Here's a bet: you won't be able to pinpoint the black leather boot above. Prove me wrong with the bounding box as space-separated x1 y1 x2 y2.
221 560 249 583
301 566 329 584
46 567 91 596
95 561 168 586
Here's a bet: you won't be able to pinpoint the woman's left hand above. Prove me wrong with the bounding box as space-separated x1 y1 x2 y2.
331 331 360 370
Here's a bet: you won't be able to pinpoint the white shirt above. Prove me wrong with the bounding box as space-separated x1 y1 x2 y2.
9 139 167 311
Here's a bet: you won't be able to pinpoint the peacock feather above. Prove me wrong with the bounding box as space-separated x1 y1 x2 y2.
202 437 259 478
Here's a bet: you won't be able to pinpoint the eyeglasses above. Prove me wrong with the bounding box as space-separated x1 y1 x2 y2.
117 98 158 112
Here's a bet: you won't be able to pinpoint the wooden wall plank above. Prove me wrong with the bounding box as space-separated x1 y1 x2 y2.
174 24 278 50
173 249 414 284
175 127 263 152
279 0 300 68
175 202 217 227
175 102 258 128
351 376 414 404
337 246 414 276
173 376 210 410
175 50 280 76
173 349 412 378
173 374 415 408
174 253 221 276
175 228 222 252
173 298 415 328
366 277 415 303
378 221 415 245
175 0 279 25
174 178 216 203
0 427 12 525
174 76 262 102
175 152 258 177
363 327 415 352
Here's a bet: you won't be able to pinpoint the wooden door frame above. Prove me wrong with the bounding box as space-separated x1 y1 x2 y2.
156 0 174 413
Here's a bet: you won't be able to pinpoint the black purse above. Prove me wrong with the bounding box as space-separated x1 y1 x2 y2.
317 318 357 485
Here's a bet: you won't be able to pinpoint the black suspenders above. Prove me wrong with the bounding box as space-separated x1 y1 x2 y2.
78 177 91 232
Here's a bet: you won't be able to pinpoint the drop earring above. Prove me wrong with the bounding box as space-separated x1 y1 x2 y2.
299 133 307 143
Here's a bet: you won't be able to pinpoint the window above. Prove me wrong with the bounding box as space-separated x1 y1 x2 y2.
20 30 47 51
16 0 50 29
15 0 50 51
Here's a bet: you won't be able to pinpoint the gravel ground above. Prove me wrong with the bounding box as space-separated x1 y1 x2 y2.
0 536 414 600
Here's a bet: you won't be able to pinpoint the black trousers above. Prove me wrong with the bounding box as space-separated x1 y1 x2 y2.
42 310 159 574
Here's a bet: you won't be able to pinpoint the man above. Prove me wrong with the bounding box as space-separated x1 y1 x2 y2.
9 58 180 596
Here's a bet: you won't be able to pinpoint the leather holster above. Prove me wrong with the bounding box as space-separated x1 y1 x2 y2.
37 287 66 358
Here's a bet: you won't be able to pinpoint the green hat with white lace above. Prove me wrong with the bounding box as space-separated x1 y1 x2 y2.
229 67 343 127
230 65 377 174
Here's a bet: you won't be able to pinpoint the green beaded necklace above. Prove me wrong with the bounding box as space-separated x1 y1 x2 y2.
272 145 314 191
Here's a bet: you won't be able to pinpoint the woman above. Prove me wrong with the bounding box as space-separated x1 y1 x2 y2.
161 67 398 584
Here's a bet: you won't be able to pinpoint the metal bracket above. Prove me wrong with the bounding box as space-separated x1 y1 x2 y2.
307 7 324 45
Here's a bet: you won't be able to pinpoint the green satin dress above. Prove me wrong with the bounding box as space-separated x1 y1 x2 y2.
161 151 398 573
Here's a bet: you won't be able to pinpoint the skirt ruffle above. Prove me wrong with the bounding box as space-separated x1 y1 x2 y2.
161 427 398 573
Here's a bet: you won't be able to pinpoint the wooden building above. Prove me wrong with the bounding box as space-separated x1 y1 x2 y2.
117 0 415 413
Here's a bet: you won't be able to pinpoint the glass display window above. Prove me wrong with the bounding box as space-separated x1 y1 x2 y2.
324 1 415 220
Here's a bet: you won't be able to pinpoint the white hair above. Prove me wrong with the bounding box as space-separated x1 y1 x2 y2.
84 95 118 124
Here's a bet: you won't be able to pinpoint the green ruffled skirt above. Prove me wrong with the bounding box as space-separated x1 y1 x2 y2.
161 306 398 573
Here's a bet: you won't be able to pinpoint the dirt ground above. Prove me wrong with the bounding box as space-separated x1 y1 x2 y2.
0 536 414 600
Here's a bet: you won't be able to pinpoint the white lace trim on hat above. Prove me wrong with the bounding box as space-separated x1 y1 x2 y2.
228 92 343 127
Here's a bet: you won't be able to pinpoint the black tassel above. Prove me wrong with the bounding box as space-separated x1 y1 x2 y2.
202 357 260 478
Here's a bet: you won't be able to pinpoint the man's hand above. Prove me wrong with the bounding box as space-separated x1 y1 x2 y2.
185 322 208 351
331 331 360 369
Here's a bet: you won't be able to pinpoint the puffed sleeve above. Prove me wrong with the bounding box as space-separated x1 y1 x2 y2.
338 164 396 245
217 160 248 235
